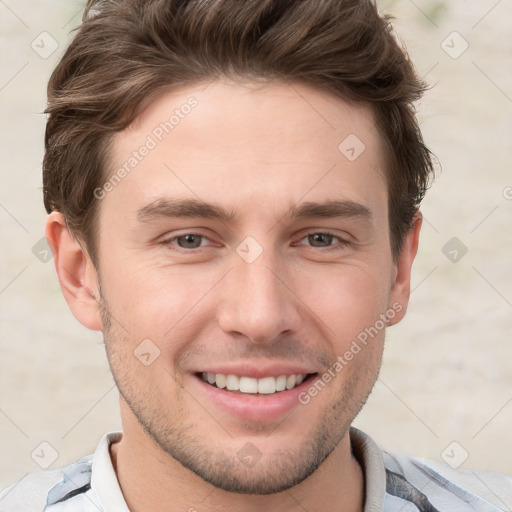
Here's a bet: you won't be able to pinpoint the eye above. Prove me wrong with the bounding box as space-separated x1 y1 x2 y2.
162 233 211 250
296 232 347 249
161 231 348 253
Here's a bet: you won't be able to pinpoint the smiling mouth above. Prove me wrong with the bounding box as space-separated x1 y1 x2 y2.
197 372 317 395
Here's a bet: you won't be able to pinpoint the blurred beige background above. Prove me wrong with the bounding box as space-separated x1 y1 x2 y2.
1 0 511 490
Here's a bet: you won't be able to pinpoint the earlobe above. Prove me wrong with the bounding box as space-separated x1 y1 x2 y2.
45 212 103 331
387 211 422 326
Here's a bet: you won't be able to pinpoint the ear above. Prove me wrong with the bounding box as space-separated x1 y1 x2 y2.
45 212 103 331
387 211 422 326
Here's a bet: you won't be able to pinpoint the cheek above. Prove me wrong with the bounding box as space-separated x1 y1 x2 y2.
100 255 223 345
294 261 391 347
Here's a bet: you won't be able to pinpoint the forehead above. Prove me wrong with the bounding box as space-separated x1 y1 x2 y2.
104 79 387 225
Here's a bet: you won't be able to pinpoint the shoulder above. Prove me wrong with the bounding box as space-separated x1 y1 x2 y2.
0 455 93 512
383 450 512 511
0 432 122 512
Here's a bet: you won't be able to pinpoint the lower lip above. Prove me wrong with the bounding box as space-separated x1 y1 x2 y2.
190 374 316 422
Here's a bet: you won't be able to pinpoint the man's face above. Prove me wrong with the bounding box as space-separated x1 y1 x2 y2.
95 80 404 493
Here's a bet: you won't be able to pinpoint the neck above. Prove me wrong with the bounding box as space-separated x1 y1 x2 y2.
110 419 364 512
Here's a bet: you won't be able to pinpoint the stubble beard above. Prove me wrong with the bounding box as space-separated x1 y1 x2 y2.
98 294 381 494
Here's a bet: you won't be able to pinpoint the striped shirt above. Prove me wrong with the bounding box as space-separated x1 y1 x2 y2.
1 428 511 511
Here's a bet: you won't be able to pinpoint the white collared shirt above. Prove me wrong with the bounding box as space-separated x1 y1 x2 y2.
1 428 511 511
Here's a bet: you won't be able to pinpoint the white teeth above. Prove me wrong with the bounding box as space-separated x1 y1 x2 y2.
201 372 309 394
239 377 258 393
286 375 296 390
257 376 276 394
226 375 239 391
275 375 287 392
215 373 227 389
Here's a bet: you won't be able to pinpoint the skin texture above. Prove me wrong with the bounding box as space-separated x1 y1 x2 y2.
46 79 421 512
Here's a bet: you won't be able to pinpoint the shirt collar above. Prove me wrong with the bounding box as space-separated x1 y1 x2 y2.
91 428 385 511
350 426 387 512
90 432 131 512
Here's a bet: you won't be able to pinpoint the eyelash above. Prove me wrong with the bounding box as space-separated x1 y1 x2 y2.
161 231 349 253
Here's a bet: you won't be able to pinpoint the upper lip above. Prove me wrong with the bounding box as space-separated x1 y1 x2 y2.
195 363 317 379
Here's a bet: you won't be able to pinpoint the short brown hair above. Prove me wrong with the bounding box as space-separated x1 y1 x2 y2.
43 0 434 266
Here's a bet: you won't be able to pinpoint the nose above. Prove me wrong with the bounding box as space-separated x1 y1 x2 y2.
217 245 301 346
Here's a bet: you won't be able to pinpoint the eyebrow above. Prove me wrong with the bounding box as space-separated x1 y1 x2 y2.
136 198 372 223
